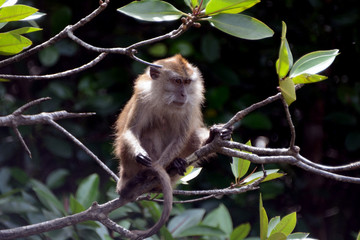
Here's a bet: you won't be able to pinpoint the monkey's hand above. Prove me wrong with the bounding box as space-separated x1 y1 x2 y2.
171 158 188 176
136 153 152 167
206 124 233 144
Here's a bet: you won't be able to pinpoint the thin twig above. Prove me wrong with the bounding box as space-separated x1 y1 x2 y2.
0 53 108 81
224 84 304 129
281 96 296 149
12 126 32 158
0 0 110 69
49 120 119 182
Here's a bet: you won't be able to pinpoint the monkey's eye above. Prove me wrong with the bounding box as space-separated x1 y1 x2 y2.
184 79 191 85
172 78 182 85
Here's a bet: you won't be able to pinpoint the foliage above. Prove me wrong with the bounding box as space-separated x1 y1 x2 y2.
276 22 338 105
1 0 360 239
0 0 44 55
118 0 274 40
0 168 110 239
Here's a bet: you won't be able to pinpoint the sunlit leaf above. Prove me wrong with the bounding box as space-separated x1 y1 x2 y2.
180 166 202 184
1 0 17 8
230 223 251 240
259 194 268 240
205 0 259 15
21 12 46 21
0 32 32 55
276 21 293 78
231 140 251 180
292 73 328 84
243 169 285 185
0 4 38 23
271 212 297 236
289 49 339 78
117 0 184 22
268 216 280 237
6 26 41 34
287 232 310 239
279 77 296 106
0 0 7 7
268 232 287 240
207 13 274 40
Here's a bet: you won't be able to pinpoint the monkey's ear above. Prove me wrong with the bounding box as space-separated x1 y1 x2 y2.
150 67 161 80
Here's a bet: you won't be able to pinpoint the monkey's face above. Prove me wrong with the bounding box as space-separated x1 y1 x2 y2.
163 75 192 107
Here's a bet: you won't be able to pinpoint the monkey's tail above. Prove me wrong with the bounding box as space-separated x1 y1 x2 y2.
132 165 173 240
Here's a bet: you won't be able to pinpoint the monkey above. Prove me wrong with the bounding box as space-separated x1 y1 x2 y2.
114 54 232 239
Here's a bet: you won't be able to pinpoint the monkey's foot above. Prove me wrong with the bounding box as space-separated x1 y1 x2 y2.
172 158 187 176
136 153 152 167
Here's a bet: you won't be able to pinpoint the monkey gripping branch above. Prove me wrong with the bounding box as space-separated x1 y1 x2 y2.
1 0 360 239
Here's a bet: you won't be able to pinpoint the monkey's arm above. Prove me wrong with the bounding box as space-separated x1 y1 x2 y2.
122 129 152 167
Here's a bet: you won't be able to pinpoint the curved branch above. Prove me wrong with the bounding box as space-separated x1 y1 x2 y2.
0 53 108 80
0 0 110 69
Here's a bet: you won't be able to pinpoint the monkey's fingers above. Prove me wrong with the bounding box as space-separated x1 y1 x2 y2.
136 153 152 167
220 126 233 141
173 158 187 176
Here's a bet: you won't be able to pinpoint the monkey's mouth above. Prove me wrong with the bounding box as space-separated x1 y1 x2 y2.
172 101 186 107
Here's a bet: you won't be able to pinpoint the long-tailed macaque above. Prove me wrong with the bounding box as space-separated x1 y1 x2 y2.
114 55 231 239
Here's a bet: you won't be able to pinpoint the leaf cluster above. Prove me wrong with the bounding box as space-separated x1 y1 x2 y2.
0 167 112 240
276 22 339 105
118 0 274 40
0 0 44 55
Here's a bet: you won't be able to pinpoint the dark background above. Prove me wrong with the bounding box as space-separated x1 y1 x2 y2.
0 0 359 239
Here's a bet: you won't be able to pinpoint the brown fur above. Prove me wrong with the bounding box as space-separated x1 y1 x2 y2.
114 55 209 239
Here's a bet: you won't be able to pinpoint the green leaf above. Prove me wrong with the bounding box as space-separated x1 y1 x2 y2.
0 5 38 23
267 216 280 237
176 225 226 237
279 77 296 106
70 194 85 214
39 46 60 67
179 166 202 184
271 212 297 236
356 231 360 240
205 0 260 15
287 232 310 239
230 222 251 240
259 194 268 240
231 140 251 180
243 169 285 185
276 21 293 78
140 200 161 221
46 169 70 189
75 174 100 208
292 73 327 84
0 0 7 7
268 232 287 240
31 179 66 215
6 26 42 35
168 209 205 237
208 13 274 40
0 32 32 55
289 49 339 78
117 0 184 22
203 204 233 235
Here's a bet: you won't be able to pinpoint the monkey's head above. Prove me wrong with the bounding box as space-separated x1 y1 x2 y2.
146 55 204 111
